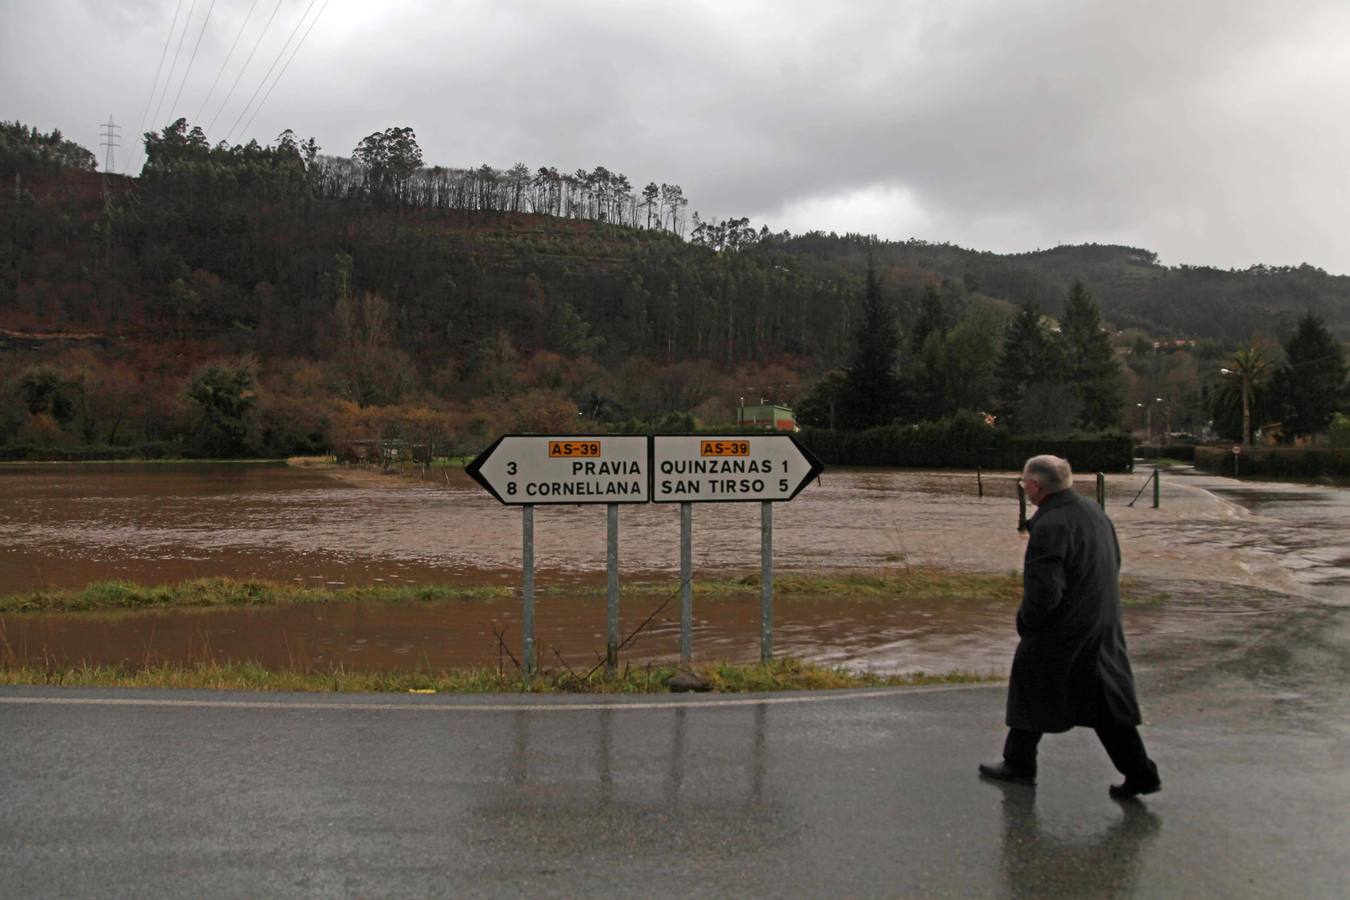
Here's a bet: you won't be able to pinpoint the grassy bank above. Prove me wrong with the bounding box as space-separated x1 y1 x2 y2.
0 571 1172 615
0 570 1028 615
0 578 515 614
0 657 997 694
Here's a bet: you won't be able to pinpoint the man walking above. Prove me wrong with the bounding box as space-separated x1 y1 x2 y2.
979 455 1162 798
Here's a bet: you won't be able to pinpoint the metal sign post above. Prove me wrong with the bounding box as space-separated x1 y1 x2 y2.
522 504 535 675
760 501 773 663
680 502 693 667
606 503 619 674
466 434 649 677
652 434 823 667
466 432 824 675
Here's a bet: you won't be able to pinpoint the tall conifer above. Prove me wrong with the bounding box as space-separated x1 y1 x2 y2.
996 301 1062 432
1061 280 1124 431
1273 312 1347 441
839 262 901 429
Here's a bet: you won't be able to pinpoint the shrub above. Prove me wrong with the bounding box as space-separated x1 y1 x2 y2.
1195 445 1350 477
0 441 178 461
1137 443 1196 462
798 416 1134 472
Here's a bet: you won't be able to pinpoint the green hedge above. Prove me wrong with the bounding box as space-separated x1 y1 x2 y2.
1195 445 1350 477
1137 443 1197 462
0 442 179 462
799 416 1134 472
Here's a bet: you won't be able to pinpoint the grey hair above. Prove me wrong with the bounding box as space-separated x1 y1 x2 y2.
1022 455 1073 493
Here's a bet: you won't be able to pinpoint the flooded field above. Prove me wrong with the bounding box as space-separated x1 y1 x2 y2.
1 462 1344 674
0 463 1034 592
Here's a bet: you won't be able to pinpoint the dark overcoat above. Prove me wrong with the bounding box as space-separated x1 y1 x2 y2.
1006 489 1142 733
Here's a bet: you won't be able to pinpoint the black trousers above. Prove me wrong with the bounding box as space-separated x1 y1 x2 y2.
1004 725 1158 783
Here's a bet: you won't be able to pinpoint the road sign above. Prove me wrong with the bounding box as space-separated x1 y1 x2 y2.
1232 445 1242 455
651 434 824 503
466 434 650 505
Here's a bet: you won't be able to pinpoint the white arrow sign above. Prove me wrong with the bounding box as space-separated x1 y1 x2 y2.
466 435 650 505
651 434 824 503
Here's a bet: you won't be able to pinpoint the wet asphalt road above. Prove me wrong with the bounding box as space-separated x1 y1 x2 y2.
4 471 1349 897
3 602 1348 899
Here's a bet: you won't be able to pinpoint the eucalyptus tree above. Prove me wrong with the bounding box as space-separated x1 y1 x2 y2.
506 163 531 212
641 182 660 228
352 126 422 204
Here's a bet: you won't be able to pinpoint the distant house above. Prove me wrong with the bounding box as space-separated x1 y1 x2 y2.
737 402 797 431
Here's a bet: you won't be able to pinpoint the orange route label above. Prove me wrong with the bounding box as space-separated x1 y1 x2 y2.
700 440 750 457
548 440 602 458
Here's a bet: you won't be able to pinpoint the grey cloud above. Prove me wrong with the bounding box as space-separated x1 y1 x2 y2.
4 0 1347 271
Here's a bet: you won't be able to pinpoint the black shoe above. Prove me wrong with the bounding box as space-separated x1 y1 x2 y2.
978 761 1036 786
1109 778 1162 799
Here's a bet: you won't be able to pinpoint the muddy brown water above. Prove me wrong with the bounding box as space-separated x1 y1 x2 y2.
0 463 1034 590
1 463 1344 674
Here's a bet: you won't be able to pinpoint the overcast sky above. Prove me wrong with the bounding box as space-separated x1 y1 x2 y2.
5 0 1349 273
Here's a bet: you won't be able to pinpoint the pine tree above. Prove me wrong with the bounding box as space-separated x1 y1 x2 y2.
838 263 902 430
1272 312 1348 441
1061 281 1124 431
996 301 1064 432
906 283 952 422
910 283 948 355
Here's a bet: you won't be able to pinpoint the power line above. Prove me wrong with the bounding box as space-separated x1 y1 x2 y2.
224 0 321 145
133 0 186 174
206 0 286 138
167 0 220 123
238 0 330 142
148 0 198 135
194 0 262 126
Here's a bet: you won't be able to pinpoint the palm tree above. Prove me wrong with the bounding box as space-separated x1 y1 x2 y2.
1222 346 1276 445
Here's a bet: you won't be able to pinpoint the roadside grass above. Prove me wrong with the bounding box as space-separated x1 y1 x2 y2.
0 570 1031 615
0 578 514 614
0 657 998 694
0 570 1169 615
674 570 1024 602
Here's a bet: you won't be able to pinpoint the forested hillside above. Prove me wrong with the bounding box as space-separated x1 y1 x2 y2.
1 120 1346 457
